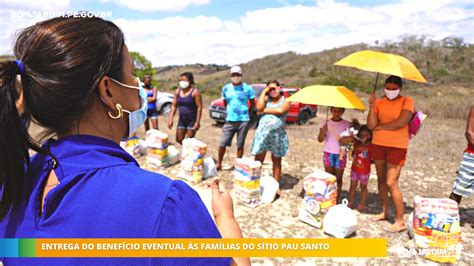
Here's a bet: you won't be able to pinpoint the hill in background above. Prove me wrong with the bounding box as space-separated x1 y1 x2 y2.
154 35 474 97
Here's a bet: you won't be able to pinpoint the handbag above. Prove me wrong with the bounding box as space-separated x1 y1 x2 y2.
404 98 427 139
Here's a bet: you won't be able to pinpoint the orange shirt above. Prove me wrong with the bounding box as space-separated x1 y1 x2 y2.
373 96 414 149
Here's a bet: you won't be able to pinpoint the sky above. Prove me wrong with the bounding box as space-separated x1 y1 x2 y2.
0 0 473 67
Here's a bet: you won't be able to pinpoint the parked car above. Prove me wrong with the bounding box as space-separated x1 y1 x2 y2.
209 84 317 126
156 91 174 116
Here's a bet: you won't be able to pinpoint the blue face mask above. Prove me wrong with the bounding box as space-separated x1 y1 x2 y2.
110 77 148 138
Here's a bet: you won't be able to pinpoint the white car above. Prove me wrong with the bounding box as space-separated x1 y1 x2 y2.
156 91 174 115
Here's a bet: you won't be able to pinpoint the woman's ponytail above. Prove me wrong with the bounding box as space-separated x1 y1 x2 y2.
0 61 43 220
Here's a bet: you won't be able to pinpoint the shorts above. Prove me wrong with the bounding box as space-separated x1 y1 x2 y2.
372 144 407 166
452 152 474 197
147 109 159 118
178 115 197 130
220 121 250 148
323 152 347 169
350 171 370 185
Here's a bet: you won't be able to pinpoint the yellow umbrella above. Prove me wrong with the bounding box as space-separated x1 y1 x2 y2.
334 50 427 92
288 85 366 119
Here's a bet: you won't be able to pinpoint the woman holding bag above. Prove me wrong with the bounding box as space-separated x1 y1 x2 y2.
368 75 415 233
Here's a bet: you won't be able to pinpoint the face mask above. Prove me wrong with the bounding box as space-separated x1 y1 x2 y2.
179 80 189 89
384 89 400 100
110 78 148 138
231 76 242 84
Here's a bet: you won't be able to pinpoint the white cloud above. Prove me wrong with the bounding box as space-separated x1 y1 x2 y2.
0 0 72 55
100 0 210 12
1 0 473 66
0 0 70 11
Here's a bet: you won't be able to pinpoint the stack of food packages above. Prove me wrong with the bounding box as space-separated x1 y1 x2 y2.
120 138 142 158
233 158 262 208
298 170 337 228
179 138 207 184
145 130 169 167
412 196 462 263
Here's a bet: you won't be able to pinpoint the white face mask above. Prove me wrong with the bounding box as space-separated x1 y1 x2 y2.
231 76 242 84
384 89 400 100
109 78 148 138
179 81 189 89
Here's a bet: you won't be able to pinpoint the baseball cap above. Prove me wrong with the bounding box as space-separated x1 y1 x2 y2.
230 65 242 75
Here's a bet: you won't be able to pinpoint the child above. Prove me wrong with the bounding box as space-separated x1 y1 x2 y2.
318 107 351 203
338 119 361 161
348 125 373 212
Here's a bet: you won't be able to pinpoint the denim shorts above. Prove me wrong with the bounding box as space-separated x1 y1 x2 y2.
178 115 197 130
147 109 159 118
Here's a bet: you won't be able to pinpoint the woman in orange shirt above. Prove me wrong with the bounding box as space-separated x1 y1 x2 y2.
367 75 414 232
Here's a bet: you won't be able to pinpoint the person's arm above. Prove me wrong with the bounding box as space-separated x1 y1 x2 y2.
210 178 250 266
193 89 202 131
318 121 327 143
375 110 413 131
148 88 158 103
367 93 378 131
167 89 179 129
247 84 256 115
222 86 227 109
263 100 291 115
256 86 271 112
466 106 474 146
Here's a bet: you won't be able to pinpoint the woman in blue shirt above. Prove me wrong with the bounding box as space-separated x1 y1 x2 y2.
0 16 247 265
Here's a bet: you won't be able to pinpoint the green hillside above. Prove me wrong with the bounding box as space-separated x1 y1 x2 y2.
154 35 474 96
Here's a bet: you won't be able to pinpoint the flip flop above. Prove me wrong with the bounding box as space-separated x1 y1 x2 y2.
383 224 407 233
371 214 387 222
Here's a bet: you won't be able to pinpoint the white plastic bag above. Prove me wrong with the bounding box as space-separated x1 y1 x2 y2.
167 145 180 165
260 172 279 204
323 199 357 238
203 157 218 179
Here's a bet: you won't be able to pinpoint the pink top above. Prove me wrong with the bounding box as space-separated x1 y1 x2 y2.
319 119 350 154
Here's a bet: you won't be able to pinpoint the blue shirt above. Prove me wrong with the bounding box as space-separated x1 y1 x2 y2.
0 135 230 265
222 83 255 122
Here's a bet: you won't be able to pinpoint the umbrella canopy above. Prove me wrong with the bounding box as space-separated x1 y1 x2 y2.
334 50 427 84
287 85 366 111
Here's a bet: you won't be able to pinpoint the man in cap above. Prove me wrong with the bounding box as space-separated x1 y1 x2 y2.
216 65 256 170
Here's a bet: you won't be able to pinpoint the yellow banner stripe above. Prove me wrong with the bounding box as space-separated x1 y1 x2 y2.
36 238 386 257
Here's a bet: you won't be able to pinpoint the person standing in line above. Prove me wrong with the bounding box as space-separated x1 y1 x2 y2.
449 105 474 205
216 66 255 170
251 80 290 186
167 72 202 144
368 75 415 233
143 75 158 130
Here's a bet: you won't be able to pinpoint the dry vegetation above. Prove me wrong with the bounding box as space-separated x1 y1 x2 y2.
153 35 474 101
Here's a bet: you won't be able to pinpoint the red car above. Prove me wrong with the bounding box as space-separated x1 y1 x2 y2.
209 84 318 126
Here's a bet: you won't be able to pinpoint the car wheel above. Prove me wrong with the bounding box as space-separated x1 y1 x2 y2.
160 103 172 116
298 110 311 125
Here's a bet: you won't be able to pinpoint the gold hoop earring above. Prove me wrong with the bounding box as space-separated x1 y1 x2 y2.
108 103 123 119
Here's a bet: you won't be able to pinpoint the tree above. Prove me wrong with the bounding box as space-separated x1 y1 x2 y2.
129 51 156 79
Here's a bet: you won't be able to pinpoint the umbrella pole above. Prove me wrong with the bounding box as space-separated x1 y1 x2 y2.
373 72 379 93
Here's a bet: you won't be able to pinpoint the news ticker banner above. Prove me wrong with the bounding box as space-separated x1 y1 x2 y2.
0 238 386 258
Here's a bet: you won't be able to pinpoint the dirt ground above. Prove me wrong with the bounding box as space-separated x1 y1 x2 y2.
26 92 473 265
136 95 473 265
